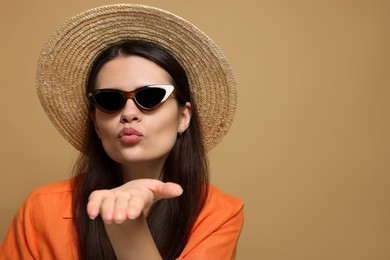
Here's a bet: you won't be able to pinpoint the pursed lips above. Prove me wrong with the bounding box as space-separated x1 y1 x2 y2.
118 127 143 145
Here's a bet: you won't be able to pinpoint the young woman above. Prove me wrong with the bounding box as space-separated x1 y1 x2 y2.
1 4 243 260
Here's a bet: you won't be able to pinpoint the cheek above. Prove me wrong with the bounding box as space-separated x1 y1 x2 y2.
94 111 115 135
147 114 180 150
93 114 117 146
150 119 178 145
94 121 122 161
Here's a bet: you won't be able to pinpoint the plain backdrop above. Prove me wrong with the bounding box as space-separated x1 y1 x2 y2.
1 1 390 259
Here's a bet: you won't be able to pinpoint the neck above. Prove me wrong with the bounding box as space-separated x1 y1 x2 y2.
120 160 164 183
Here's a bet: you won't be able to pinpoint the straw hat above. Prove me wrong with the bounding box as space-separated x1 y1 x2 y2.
36 4 237 152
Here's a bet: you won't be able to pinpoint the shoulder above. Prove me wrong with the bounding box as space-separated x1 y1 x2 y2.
192 184 244 232
29 179 72 196
24 179 73 218
1 179 77 259
207 184 243 208
202 184 244 218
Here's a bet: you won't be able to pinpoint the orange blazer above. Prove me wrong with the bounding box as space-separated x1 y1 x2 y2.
1 180 243 259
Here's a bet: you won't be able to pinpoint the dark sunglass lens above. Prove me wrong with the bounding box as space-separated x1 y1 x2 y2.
94 91 125 112
136 88 166 109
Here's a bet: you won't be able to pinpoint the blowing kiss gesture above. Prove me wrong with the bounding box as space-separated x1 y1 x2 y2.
87 179 183 260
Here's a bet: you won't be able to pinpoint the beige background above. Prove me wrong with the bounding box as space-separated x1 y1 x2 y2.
1 0 389 259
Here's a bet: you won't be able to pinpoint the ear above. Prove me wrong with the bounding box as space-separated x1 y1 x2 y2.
178 102 192 134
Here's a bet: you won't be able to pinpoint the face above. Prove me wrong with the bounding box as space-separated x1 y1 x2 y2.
93 55 191 174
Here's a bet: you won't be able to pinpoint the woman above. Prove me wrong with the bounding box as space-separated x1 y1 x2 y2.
1 4 243 260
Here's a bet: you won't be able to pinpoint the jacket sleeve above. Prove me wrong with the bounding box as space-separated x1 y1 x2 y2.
0 195 38 260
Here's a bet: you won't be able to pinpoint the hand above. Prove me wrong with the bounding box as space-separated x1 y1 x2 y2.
87 179 183 224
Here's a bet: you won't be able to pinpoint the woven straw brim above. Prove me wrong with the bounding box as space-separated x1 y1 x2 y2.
36 4 237 152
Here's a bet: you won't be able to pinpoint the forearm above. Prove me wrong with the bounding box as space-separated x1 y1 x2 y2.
104 213 162 260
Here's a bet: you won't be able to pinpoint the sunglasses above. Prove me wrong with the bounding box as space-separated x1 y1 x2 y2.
87 85 175 113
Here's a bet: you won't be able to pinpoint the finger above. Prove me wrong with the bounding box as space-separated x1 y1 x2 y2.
87 190 108 220
126 195 147 220
112 194 131 224
100 195 116 223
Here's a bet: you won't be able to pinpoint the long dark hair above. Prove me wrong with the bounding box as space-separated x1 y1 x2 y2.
71 40 209 259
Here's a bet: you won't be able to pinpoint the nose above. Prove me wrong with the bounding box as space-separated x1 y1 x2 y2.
120 99 141 123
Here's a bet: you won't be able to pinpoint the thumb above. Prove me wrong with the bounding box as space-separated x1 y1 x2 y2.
150 181 183 200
